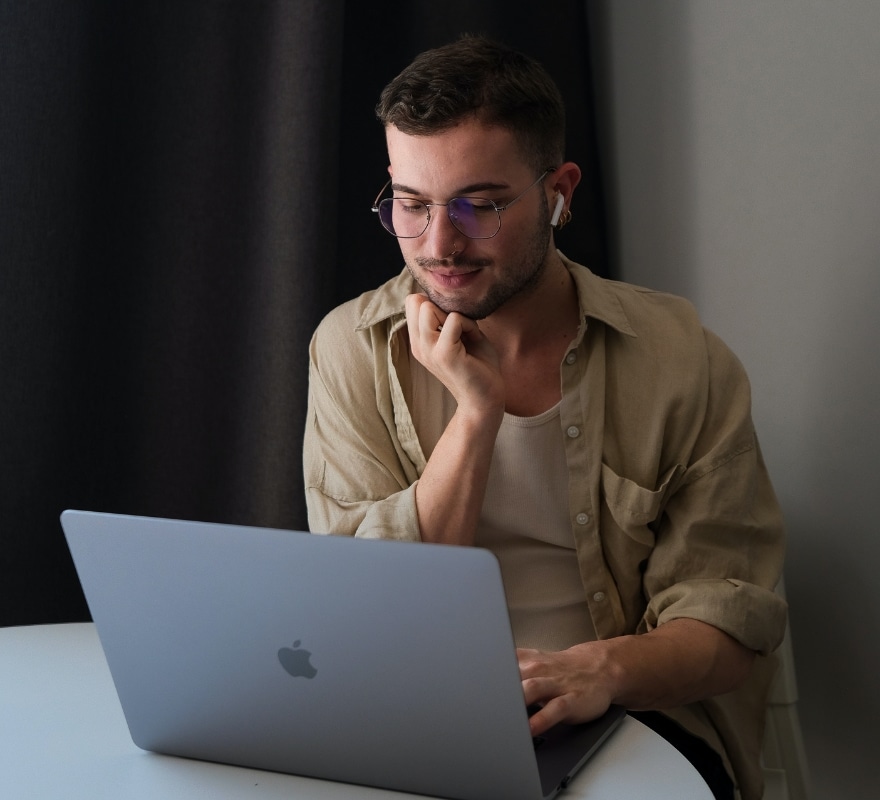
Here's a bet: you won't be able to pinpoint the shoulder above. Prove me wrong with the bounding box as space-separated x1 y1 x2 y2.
567 260 748 398
567 259 707 361
612 281 711 367
613 281 700 326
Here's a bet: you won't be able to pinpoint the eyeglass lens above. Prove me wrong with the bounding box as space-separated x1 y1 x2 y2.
378 198 500 239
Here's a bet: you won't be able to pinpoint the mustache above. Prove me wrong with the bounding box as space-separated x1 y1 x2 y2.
414 255 492 269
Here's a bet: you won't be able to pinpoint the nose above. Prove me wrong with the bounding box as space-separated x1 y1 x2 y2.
424 204 466 260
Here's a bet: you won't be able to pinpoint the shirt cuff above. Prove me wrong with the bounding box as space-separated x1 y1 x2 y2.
641 578 788 656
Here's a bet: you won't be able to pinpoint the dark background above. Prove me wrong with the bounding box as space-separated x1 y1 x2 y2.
0 1 609 626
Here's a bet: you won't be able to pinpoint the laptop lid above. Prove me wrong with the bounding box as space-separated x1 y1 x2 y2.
61 510 623 800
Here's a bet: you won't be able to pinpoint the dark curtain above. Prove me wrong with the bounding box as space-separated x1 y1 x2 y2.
0 1 609 626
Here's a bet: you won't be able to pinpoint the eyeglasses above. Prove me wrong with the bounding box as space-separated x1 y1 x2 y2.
371 168 555 240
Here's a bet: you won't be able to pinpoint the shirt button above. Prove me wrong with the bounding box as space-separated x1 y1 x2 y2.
566 426 580 439
576 512 590 525
592 592 606 603
565 351 577 365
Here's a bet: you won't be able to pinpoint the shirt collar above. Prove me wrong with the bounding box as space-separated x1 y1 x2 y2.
355 251 637 337
563 252 637 337
355 265 417 331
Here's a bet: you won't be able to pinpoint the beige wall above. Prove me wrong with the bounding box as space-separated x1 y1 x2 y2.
590 2 880 797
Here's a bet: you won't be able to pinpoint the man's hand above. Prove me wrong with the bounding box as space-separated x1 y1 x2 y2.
404 294 504 416
403 294 505 545
518 619 756 737
519 643 616 737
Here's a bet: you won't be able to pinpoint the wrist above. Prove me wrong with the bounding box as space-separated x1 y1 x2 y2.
454 398 505 430
569 639 627 707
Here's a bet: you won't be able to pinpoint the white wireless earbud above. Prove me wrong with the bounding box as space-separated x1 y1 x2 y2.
550 193 565 227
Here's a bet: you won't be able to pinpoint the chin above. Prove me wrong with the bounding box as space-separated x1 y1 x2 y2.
425 293 485 320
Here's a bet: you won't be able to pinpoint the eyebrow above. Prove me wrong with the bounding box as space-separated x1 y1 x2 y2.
391 180 511 198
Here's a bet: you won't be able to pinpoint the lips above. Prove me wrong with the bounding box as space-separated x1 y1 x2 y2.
431 267 478 277
428 269 481 290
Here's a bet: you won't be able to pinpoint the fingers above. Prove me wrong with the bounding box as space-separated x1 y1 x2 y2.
404 293 503 414
405 294 442 365
519 649 562 734
517 647 612 736
527 697 571 737
406 293 480 335
405 293 445 336
404 294 481 360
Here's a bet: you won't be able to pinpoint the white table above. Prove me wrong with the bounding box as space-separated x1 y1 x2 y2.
0 624 712 799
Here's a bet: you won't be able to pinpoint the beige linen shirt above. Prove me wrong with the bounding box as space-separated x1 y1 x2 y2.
303 254 787 800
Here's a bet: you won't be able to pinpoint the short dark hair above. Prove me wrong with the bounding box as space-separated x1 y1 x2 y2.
375 35 566 173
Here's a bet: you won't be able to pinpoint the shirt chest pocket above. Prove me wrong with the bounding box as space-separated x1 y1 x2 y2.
599 463 686 547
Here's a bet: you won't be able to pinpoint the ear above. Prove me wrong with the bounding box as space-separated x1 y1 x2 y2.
547 161 582 226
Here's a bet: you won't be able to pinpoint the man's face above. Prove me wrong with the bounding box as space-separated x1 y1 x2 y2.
385 121 554 320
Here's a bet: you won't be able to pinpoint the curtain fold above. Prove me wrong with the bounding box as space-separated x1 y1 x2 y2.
0 1 608 625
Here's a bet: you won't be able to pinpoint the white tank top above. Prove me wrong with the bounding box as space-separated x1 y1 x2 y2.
410 359 595 651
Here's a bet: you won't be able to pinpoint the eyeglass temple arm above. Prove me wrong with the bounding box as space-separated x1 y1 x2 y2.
371 179 393 211
496 167 557 212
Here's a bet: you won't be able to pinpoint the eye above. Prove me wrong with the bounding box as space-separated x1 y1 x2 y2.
449 198 497 220
395 199 427 214
459 198 497 213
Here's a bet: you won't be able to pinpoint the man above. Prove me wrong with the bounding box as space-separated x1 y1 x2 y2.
304 35 786 800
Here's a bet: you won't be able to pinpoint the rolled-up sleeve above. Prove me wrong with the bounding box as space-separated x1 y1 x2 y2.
303 298 423 541
637 330 787 654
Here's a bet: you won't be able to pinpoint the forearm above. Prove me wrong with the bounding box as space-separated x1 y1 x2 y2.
403 295 507 545
594 618 755 711
414 405 503 545
521 618 755 736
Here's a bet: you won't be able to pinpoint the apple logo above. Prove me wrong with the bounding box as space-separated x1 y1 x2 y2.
278 640 317 679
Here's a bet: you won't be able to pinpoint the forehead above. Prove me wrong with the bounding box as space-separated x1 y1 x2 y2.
385 121 529 193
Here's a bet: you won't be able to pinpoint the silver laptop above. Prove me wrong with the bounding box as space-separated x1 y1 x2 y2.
61 510 624 800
